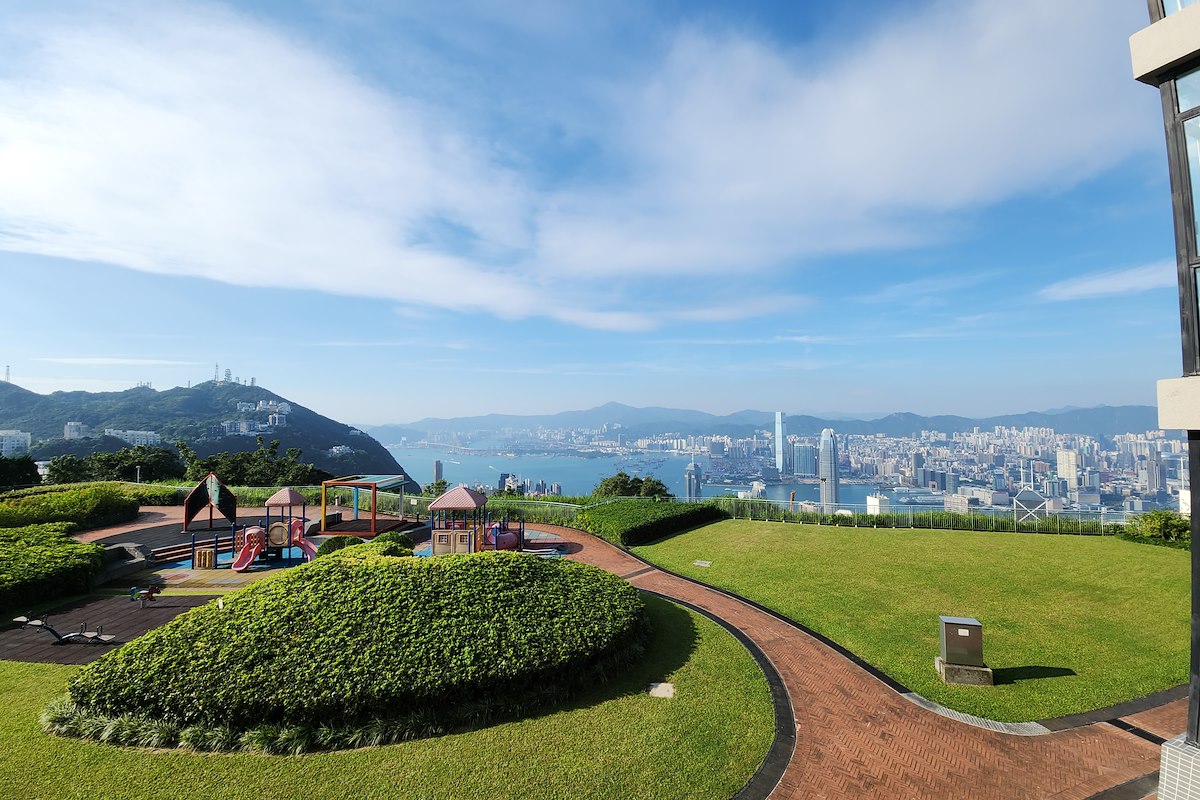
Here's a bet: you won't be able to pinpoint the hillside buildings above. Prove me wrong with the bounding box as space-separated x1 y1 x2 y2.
0 430 31 457
102 429 161 447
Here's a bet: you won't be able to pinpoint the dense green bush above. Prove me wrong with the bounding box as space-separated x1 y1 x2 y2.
0 523 104 610
120 483 187 506
373 530 414 549
55 550 648 752
577 498 729 546
1118 509 1191 550
0 484 139 530
314 535 366 557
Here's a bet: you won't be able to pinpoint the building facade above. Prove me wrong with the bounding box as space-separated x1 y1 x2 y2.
0 430 32 457
684 457 703 501
774 412 791 476
818 427 839 511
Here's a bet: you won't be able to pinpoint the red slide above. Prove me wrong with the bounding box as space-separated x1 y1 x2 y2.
231 527 266 573
290 519 318 562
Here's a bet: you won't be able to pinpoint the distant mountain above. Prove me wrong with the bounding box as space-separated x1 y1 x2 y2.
364 402 1161 442
0 380 414 482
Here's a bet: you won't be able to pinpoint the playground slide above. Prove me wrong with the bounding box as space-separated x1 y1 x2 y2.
230 540 264 572
293 536 318 561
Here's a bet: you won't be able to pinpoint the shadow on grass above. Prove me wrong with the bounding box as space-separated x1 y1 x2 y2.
992 665 1077 685
526 594 700 719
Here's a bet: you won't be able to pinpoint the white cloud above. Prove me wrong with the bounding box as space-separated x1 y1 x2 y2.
537 0 1155 277
1038 261 1176 301
0 1 1156 330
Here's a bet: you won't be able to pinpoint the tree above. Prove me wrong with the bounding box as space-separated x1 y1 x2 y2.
176 437 331 485
422 479 448 497
593 471 674 500
47 454 93 485
0 455 41 491
1128 509 1190 545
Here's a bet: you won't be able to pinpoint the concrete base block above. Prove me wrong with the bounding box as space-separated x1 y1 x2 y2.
936 656 993 686
1160 735 1200 800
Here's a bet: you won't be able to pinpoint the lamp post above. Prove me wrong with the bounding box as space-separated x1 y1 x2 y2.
1133 2 1200 788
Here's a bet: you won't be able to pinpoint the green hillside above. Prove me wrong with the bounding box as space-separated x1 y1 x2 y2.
0 381 411 482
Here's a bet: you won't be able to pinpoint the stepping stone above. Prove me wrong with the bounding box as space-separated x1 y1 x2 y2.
648 682 675 698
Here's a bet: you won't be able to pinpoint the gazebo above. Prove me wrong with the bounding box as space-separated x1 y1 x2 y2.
427 487 525 554
428 486 488 555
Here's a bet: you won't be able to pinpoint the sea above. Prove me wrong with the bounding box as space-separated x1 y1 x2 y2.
385 445 878 506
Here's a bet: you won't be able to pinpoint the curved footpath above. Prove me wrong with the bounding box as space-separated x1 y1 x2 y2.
531 524 1180 800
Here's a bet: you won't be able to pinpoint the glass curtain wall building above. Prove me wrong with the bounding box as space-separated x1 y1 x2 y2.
774 412 791 476
818 428 839 511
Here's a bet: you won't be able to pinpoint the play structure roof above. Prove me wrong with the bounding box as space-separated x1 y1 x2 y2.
429 486 488 510
265 487 307 507
323 474 411 491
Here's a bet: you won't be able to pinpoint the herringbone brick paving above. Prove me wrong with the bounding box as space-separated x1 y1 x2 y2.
531 524 1175 800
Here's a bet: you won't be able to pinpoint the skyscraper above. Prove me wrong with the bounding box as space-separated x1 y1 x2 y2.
433 459 444 482
818 428 839 511
684 457 703 501
794 443 817 477
774 412 791 476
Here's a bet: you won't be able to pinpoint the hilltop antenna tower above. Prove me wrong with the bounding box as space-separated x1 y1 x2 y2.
214 363 219 383
3 365 8 383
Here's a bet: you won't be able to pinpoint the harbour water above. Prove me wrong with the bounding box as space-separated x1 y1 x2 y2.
385 445 878 505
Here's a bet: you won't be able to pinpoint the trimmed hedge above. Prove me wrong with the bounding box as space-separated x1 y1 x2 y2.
0 523 104 611
0 484 138 530
373 530 414 549
577 499 730 546
53 547 649 752
314 535 366 558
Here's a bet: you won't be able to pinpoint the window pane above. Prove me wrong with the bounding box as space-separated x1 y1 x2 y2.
1180 67 1200 112
1187 116 1200 253
1166 0 1200 15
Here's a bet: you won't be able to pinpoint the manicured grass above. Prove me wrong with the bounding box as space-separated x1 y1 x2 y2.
633 520 1190 722
0 596 771 800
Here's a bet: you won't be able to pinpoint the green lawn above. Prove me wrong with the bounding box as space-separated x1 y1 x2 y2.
633 519 1190 722
0 595 772 800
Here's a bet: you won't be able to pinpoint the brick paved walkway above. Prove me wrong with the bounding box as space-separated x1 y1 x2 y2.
530 524 1181 800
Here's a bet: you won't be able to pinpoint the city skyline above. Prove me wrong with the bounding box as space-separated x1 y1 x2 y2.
0 1 1178 425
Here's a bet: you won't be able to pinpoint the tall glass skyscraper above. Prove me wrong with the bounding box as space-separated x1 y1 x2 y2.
774 411 791 475
818 428 839 511
684 457 703 501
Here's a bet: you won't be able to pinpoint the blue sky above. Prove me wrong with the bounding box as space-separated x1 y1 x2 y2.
0 0 1182 424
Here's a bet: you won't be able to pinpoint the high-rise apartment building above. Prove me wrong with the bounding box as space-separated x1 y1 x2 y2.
63 421 88 440
774 412 791 476
1056 449 1080 487
818 428 839 511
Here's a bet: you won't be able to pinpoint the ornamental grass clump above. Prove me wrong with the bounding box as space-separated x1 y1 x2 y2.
50 546 648 753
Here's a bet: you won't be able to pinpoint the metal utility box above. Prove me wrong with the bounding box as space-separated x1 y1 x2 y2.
939 615 984 667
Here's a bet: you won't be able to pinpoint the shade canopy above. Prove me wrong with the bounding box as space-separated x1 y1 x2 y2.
265 487 307 507
429 486 488 511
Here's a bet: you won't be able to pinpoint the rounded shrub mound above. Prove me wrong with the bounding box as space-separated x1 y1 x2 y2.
313 534 365 557
47 547 648 753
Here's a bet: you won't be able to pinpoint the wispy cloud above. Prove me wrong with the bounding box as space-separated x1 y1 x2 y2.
1038 261 1175 301
35 357 198 366
855 273 998 305
0 1 1154 331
